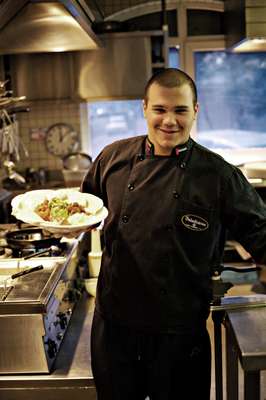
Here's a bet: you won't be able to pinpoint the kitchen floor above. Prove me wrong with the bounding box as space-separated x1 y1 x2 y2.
208 281 266 400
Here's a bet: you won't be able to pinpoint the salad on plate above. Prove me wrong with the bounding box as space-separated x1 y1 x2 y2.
11 189 107 234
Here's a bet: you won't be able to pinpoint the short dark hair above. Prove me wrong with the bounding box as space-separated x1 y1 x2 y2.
144 68 198 107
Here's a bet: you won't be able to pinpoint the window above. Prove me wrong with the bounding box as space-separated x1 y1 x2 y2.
89 100 146 159
195 51 266 152
169 47 179 68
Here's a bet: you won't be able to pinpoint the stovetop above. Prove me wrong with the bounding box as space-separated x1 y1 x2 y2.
0 242 69 258
0 235 72 259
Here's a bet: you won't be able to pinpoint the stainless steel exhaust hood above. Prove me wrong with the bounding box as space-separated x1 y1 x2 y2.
225 0 266 52
10 33 152 100
0 1 103 54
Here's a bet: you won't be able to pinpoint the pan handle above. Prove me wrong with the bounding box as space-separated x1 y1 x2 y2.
23 248 51 260
11 265 44 279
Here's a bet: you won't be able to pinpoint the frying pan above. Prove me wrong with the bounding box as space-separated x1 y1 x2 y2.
5 228 61 249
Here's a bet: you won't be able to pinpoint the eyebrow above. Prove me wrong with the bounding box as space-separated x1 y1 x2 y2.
152 105 189 110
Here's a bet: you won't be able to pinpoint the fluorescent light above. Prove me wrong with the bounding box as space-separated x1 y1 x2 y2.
232 38 266 52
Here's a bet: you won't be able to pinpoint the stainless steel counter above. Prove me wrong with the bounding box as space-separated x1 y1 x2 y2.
0 293 97 400
225 307 266 400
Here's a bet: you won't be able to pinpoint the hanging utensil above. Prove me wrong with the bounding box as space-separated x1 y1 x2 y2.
3 160 26 185
0 80 9 89
0 96 26 109
0 108 29 161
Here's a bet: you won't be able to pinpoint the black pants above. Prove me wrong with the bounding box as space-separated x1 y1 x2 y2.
91 311 211 400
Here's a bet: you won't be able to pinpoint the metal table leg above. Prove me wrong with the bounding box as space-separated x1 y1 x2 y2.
212 311 224 400
244 371 260 400
225 320 238 400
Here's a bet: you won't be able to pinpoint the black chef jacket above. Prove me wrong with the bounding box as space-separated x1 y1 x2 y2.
81 135 266 334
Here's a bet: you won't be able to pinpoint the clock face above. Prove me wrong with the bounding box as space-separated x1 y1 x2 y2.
46 123 79 157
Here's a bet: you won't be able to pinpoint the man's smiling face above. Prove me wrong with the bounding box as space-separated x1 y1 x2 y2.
143 82 198 155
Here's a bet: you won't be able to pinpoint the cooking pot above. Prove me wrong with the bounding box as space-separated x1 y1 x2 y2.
5 228 61 249
62 152 92 186
62 152 92 171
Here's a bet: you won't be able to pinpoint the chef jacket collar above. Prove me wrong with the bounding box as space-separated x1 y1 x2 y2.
144 136 192 158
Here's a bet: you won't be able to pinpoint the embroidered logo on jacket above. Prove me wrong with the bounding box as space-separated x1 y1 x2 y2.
181 214 209 231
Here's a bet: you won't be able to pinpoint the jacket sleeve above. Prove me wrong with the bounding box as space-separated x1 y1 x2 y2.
221 166 266 264
80 151 103 200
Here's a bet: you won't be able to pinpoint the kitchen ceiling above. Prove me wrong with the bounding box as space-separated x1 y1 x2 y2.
85 0 226 19
93 0 152 18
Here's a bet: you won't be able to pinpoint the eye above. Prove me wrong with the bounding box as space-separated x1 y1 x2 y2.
153 107 165 114
175 108 188 114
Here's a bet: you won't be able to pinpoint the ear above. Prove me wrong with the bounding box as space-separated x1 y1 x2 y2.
194 102 199 115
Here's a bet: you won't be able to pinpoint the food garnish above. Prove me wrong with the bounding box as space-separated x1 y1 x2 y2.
35 196 91 225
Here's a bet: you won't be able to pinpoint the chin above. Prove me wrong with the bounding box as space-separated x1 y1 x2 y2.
161 139 178 149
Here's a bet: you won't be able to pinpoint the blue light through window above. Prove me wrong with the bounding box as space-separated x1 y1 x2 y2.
195 51 266 149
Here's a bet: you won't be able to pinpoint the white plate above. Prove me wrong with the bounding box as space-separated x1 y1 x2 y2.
11 188 107 233
37 207 108 235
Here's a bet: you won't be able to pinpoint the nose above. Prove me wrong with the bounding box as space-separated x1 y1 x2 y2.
163 113 176 126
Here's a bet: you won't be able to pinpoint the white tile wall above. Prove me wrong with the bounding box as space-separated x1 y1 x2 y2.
15 99 81 171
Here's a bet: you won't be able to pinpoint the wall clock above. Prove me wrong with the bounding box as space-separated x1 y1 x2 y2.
45 123 79 157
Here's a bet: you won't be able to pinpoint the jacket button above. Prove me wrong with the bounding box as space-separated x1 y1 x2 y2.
180 162 186 169
173 190 179 199
122 215 129 223
128 183 134 191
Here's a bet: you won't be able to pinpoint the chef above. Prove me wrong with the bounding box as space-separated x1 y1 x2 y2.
81 68 266 400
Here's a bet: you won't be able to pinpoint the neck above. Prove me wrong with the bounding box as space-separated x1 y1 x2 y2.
147 137 189 156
